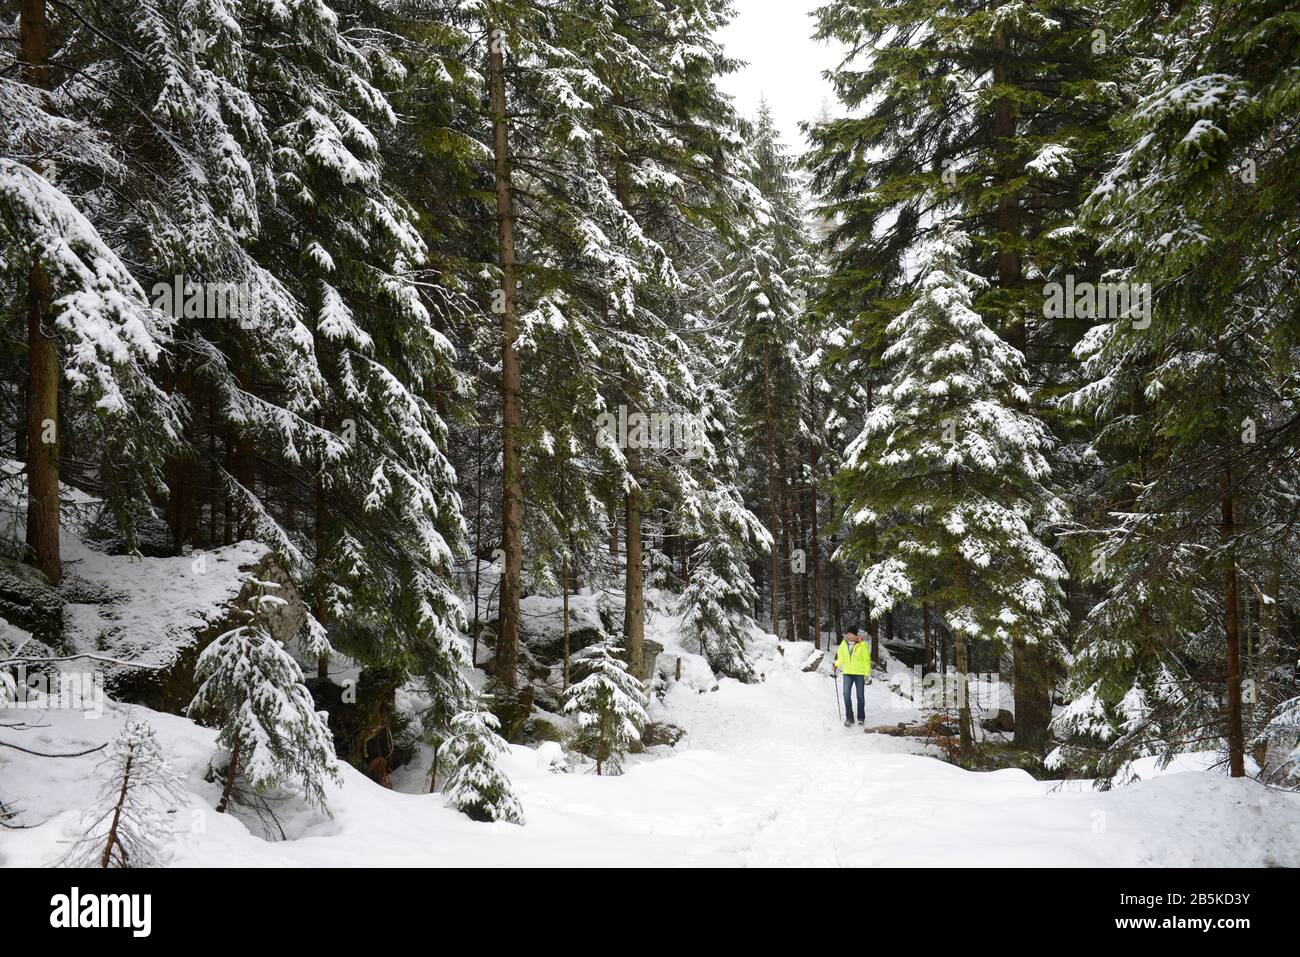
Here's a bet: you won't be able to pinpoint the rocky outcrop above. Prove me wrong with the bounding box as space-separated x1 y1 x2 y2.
107 549 307 713
629 638 664 682
0 555 63 646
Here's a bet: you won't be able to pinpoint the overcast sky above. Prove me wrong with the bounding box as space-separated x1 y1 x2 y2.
714 0 848 153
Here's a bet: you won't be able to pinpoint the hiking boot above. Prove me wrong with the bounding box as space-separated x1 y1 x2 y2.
844 719 853 728
857 719 864 727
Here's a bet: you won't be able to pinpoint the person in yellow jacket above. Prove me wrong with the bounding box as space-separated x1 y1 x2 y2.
833 625 872 727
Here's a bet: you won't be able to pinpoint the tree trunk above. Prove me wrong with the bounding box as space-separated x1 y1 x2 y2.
100 749 134 867
216 737 242 814
777 436 796 641
953 620 975 762
868 610 880 667
1221 468 1245 777
489 25 522 690
763 349 780 634
207 396 220 544
990 32 1053 752
922 601 933 675
623 448 645 672
24 264 59 585
165 367 195 555
797 474 811 643
610 87 644 676
808 380 822 648
20 0 60 586
233 366 256 540
562 553 571 690
314 466 329 679
471 428 485 668
1012 638 1052 752
951 465 974 761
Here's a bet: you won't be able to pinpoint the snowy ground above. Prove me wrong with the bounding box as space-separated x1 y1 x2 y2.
4 621 1298 867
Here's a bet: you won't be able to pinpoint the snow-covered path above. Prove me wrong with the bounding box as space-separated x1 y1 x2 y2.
5 637 1299 868
593 646 1300 867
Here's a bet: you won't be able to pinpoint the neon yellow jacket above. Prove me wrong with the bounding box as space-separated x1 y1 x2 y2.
835 639 872 676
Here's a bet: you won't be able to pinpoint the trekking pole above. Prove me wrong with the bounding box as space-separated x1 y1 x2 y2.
831 670 841 721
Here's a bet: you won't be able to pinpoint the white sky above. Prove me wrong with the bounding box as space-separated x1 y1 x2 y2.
714 0 848 153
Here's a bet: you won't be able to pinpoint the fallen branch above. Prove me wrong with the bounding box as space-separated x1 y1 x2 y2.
0 652 162 669
0 738 107 758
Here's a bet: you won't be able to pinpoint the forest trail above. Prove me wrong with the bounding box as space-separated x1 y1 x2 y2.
485 642 1299 868
5 636 1297 868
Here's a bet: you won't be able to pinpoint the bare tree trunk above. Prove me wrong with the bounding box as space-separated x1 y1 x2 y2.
489 24 522 690
20 0 60 585
99 749 134 867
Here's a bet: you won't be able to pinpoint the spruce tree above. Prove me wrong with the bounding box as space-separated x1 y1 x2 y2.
563 642 649 775
189 583 340 812
834 227 1068 760
442 704 524 824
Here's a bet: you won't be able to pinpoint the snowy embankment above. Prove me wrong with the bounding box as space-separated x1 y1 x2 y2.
5 608 1299 867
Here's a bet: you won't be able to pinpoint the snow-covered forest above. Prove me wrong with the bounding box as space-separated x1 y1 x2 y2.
2 0 1298 875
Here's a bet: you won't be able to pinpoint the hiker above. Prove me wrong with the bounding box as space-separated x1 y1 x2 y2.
834 625 872 727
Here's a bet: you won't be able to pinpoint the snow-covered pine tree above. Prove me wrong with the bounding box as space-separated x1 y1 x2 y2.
189 582 339 812
679 539 759 683
808 0 1121 747
450 0 767 695
58 718 185 868
441 704 523 824
724 102 819 641
835 227 1068 761
562 642 649 775
1054 0 1300 783
3 0 189 577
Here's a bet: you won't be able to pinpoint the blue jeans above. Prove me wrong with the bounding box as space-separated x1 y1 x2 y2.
842 674 865 722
